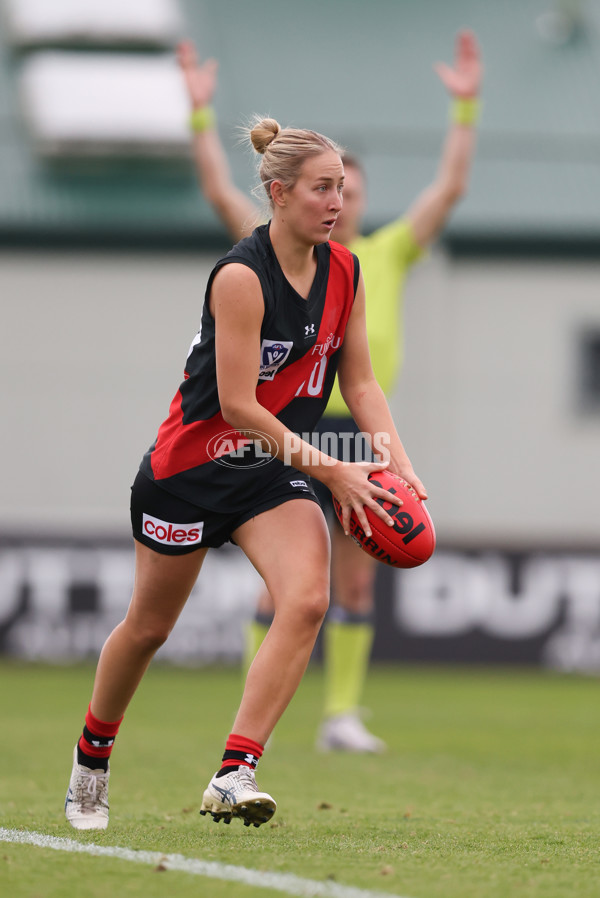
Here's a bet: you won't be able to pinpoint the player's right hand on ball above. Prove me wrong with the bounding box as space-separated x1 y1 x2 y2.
327 461 404 538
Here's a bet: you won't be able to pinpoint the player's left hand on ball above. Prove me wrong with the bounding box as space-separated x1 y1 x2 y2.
391 464 428 502
434 29 482 98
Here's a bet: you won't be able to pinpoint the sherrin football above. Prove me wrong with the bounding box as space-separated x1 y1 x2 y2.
333 470 436 568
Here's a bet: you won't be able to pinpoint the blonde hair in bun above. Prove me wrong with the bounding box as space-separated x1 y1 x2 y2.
245 115 342 207
249 118 281 155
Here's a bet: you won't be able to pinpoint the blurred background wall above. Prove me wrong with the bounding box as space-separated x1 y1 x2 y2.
1 0 599 668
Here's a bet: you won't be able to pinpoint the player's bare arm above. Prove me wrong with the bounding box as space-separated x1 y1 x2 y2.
336 272 427 506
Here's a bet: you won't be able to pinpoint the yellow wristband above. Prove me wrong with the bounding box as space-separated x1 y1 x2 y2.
189 106 216 133
450 97 481 126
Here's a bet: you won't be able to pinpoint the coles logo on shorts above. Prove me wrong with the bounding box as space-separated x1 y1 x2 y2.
142 513 204 546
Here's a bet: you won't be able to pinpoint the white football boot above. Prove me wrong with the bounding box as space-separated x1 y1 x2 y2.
317 712 386 754
200 765 276 827
65 745 110 830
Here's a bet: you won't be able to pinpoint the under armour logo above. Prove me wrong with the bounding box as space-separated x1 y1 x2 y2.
244 753 258 767
304 324 315 337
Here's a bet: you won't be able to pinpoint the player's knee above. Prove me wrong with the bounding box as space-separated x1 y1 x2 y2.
297 579 330 627
128 619 173 653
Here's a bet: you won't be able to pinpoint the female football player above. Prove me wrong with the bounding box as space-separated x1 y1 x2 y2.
65 116 426 829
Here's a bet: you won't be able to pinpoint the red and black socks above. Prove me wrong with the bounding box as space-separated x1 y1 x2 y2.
77 705 123 772
215 733 264 778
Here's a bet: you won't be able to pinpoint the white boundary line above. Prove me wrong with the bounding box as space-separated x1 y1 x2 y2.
0 828 414 898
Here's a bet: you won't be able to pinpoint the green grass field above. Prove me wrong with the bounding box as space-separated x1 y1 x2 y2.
1 660 598 898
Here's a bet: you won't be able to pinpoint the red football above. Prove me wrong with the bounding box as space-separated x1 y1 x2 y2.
333 470 436 568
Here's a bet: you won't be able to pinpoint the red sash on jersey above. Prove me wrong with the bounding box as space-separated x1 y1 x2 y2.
150 243 355 481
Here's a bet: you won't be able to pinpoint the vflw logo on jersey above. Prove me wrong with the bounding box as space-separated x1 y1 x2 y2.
259 339 294 381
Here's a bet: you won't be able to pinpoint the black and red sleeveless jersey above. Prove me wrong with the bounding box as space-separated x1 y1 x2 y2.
139 224 359 512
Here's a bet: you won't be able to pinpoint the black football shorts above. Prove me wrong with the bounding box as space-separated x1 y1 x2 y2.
130 469 321 555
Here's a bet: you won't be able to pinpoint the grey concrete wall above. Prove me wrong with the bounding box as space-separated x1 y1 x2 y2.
2 249 599 546
393 252 600 546
1 252 215 535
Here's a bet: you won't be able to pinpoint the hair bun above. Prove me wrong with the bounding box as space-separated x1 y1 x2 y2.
250 118 281 155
